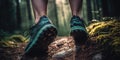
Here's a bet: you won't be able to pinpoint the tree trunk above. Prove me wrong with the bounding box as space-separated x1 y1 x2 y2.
26 0 34 27
55 0 71 36
0 0 17 32
16 0 22 30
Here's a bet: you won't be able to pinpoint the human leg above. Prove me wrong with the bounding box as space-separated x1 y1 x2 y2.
32 0 48 23
69 0 88 60
69 0 83 16
21 0 57 59
69 0 88 45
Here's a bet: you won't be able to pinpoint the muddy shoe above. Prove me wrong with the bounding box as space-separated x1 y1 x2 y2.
70 16 88 46
24 16 57 57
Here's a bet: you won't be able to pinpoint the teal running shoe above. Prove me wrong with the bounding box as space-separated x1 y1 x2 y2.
70 16 88 46
24 16 57 57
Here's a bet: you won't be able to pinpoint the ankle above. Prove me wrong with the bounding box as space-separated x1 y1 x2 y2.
72 12 80 17
72 15 80 18
35 15 47 24
35 17 40 24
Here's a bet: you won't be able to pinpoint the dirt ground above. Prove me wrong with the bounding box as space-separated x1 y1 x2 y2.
0 20 120 60
0 36 102 60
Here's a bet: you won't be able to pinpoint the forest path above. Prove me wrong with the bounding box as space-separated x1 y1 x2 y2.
1 20 120 60
0 36 102 60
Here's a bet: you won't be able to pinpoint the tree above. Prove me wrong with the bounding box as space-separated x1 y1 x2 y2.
0 0 17 32
0 0 34 33
102 0 120 17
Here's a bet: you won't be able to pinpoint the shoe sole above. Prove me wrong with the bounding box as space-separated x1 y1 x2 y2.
24 24 57 57
70 29 88 46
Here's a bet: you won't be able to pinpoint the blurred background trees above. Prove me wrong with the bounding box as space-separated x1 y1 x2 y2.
0 0 120 36
0 0 34 33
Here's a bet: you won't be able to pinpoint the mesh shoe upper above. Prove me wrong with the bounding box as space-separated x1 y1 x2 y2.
70 16 88 46
25 16 56 53
29 16 52 40
70 16 87 33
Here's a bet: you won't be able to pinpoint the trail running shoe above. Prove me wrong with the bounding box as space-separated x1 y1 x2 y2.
24 16 57 57
70 16 88 46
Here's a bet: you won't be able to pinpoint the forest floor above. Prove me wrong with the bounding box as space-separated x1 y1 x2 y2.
0 20 120 60
0 36 101 60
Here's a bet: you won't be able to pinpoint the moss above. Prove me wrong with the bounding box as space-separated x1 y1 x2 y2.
0 35 28 48
87 22 105 36
111 37 120 54
9 35 28 43
87 20 120 58
96 34 111 45
87 21 113 36
87 20 120 36
0 40 17 48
